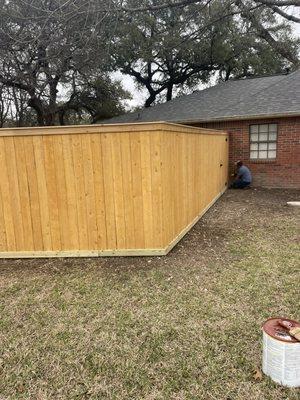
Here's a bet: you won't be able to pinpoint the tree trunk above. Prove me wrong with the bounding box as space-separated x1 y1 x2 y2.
46 80 58 125
58 109 66 125
166 84 173 101
28 97 45 126
145 92 157 107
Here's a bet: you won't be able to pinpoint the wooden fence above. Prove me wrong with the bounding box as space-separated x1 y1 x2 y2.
0 122 228 257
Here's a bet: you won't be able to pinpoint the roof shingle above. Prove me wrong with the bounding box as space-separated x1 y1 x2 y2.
101 70 300 124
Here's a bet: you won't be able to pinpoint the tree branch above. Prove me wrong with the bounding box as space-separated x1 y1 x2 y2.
267 4 300 22
254 0 300 22
118 0 203 12
236 0 299 66
0 74 34 95
254 1 300 6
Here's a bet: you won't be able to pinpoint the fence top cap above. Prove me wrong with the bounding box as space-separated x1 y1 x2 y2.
0 121 227 137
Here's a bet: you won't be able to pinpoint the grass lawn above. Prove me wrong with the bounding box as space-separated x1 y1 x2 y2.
0 188 299 400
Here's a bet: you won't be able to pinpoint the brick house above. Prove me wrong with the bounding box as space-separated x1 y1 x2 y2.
102 70 300 188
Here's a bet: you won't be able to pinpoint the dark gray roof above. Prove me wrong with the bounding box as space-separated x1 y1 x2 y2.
102 70 300 124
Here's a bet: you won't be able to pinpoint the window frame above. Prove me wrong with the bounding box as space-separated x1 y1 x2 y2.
249 123 278 160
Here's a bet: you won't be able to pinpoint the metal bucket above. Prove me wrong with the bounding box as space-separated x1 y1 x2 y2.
262 318 300 387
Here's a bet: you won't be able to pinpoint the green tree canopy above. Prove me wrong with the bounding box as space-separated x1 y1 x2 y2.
113 0 299 106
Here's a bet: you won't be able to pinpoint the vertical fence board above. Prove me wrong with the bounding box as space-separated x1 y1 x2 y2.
90 134 107 249
150 131 163 248
120 133 135 249
0 184 6 251
81 134 98 250
0 138 14 250
170 133 177 239
71 135 89 250
23 137 44 251
33 136 52 250
111 133 126 249
43 136 62 250
61 135 79 249
4 137 25 251
101 133 117 249
13 137 34 250
52 135 70 250
130 133 145 249
140 132 154 248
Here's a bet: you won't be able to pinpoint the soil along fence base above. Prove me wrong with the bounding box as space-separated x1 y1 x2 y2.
262 318 300 387
0 122 228 258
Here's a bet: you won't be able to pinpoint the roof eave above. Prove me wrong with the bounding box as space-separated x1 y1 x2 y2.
173 111 300 125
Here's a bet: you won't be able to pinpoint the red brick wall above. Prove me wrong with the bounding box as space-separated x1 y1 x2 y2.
197 117 300 189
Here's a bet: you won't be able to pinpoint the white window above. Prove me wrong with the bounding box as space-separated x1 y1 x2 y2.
249 124 277 160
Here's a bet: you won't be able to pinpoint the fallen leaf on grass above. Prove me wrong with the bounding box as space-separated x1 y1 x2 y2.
17 384 25 393
253 367 263 381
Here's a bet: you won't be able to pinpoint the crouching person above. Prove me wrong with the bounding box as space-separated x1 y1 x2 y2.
231 161 252 189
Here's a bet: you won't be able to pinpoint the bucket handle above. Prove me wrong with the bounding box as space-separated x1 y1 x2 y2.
278 319 300 342
278 320 294 330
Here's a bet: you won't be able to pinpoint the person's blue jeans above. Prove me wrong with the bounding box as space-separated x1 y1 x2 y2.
231 179 251 189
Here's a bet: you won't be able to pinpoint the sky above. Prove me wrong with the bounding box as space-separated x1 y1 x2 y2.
114 10 300 110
